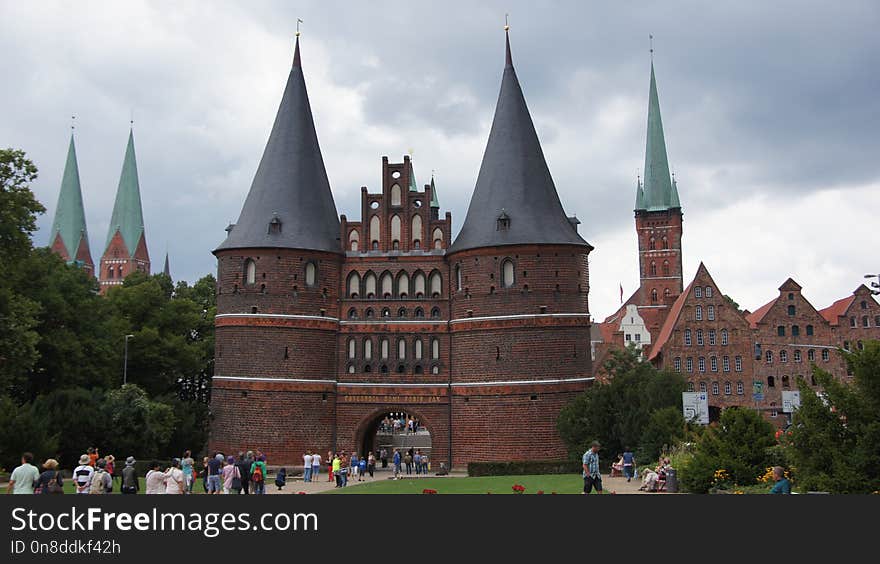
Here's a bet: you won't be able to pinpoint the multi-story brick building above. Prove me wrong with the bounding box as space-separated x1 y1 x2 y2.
209 31 593 467
819 284 880 353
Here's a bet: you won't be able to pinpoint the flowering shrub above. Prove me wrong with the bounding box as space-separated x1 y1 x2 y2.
297 491 307 495
511 484 525 494
758 466 792 484
536 490 544 495
711 469 732 491
422 489 437 495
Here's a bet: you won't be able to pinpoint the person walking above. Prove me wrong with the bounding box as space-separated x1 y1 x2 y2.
582 441 603 495
7 452 40 494
332 453 342 488
73 454 94 495
165 458 186 495
404 451 413 475
303 451 313 483
89 459 113 494
381 447 388 469
339 452 349 487
222 456 240 494
622 448 636 483
34 459 64 494
413 451 422 476
237 452 252 495
250 455 267 495
392 449 401 479
350 452 359 482
145 461 165 494
121 457 139 494
327 450 334 482
105 455 116 487
312 451 321 482
206 453 223 494
181 450 195 494
769 466 791 494
358 455 367 481
201 456 210 493
367 452 376 479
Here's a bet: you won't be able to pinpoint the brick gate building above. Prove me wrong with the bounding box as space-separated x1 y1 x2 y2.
209 31 594 468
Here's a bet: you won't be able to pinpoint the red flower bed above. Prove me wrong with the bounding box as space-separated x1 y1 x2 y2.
422 489 438 495
512 484 526 494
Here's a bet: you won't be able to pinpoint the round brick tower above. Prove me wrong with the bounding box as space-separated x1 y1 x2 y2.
446 31 594 465
210 38 343 464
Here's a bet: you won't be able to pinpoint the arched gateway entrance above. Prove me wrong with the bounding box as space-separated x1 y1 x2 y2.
353 408 434 471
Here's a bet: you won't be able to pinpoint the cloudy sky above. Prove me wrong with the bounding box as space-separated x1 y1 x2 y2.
2 1 879 319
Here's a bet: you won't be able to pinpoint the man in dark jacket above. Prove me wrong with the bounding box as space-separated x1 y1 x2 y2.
236 452 252 495
121 456 139 494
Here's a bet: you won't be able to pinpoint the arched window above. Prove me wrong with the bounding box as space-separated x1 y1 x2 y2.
782 375 791 388
651 289 658 303
863 316 870 327
705 286 713 298
684 329 692 346
364 272 377 298
380 272 393 298
455 264 462 291
364 339 372 360
709 330 716 346
711 381 719 395
431 338 440 360
415 339 423 360
695 287 702 298
822 349 829 361
698 357 706 372
108 266 115 279
787 305 796 316
380 338 389 359
431 365 440 374
431 307 441 319
650 262 657 276
390 215 401 248
780 350 788 363
711 356 718 372
673 357 681 372
664 288 672 299
699 381 706 393
430 271 442 297
348 363 356 374
347 308 358 319
245 259 256 285
721 329 729 345
724 382 731 395
697 330 704 346
649 236 656 250
777 325 786 337
398 339 406 360
501 259 515 288
792 325 800 337
397 307 407 318
687 357 694 372
695 305 703 320
737 381 744 395
766 350 773 363
806 324 814 336
414 365 423 374
858 340 864 350
411 215 422 247
305 262 317 286
662 261 670 276
861 300 867 309
413 272 426 298
707 305 715 321
364 364 372 373
397 271 409 298
686 381 694 392
347 271 360 298
414 307 424 318
432 228 443 249
391 183 402 206
662 236 669 249
381 308 391 318
365 308 374 319
380 365 388 374
370 216 380 247
723 356 730 372
808 349 815 362
348 229 359 251
347 338 356 360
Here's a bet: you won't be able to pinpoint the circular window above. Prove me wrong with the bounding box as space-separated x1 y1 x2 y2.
370 201 380 209
391 171 401 179
413 200 422 208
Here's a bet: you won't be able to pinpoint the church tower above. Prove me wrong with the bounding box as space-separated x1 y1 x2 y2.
634 59 683 313
99 130 150 293
49 132 94 276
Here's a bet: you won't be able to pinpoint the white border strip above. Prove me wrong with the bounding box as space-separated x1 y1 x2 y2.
340 320 448 325
450 313 590 324
453 377 595 387
216 313 340 322
213 376 337 384
337 382 447 388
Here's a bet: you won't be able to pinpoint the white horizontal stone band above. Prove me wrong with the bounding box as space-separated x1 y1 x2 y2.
216 313 340 322
450 313 590 324
213 375 593 386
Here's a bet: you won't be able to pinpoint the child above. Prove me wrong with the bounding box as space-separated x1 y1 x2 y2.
275 467 287 490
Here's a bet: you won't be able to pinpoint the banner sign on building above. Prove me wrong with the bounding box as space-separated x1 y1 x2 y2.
782 390 801 413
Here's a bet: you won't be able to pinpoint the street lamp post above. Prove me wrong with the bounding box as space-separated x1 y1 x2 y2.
123 334 134 386
864 274 880 296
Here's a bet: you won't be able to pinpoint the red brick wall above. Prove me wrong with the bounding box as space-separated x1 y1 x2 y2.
636 209 683 305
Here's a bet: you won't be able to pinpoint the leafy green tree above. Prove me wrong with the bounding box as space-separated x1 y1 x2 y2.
100 384 176 459
680 407 776 493
785 341 880 493
557 347 687 462
29 387 110 468
0 148 43 264
0 395 59 471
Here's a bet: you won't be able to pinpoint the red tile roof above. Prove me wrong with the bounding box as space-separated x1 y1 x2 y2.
819 295 855 326
745 298 776 329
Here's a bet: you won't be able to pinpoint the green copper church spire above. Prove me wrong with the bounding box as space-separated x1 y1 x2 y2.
637 61 680 211
429 175 439 208
50 133 92 263
105 129 146 255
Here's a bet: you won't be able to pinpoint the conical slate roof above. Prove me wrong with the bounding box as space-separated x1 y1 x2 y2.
636 62 680 211
105 130 146 255
450 32 589 253
50 133 92 262
216 38 341 253
429 176 440 208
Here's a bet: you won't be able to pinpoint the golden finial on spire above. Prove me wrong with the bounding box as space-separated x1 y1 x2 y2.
504 13 510 32
296 18 303 37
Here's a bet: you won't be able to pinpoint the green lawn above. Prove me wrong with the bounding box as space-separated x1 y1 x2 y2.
324 474 589 494
3 477 212 495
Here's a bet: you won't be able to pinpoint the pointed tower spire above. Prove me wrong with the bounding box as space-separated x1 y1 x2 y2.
216 34 340 253
429 175 440 208
163 251 170 278
49 132 94 272
637 59 680 211
105 129 147 255
450 27 589 253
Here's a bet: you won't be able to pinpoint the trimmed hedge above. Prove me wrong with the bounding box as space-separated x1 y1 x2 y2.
468 461 582 477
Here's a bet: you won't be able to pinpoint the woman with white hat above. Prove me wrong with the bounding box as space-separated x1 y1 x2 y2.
73 454 94 495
